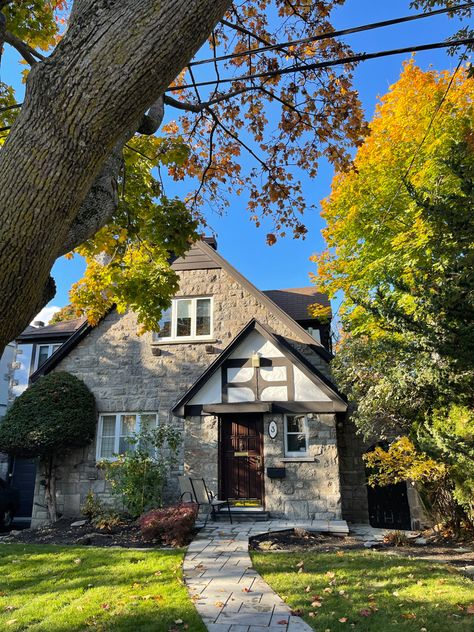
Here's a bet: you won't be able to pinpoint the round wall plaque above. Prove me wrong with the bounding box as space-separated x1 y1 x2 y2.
268 420 278 439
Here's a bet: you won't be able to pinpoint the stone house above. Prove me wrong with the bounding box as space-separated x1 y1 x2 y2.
0 318 85 523
23 237 424 529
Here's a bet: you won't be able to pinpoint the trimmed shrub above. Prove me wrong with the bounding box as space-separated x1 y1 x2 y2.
0 371 96 522
139 503 198 546
0 371 96 457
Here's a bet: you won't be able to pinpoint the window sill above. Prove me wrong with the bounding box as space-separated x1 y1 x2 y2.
281 457 314 462
151 338 218 346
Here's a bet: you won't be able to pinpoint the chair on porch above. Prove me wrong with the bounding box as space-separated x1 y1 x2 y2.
178 476 232 526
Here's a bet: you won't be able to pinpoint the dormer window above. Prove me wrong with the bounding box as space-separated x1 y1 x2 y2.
157 297 213 341
35 343 62 370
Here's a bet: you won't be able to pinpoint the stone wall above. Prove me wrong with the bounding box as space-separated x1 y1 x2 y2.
336 415 370 524
184 413 342 521
264 413 341 520
30 265 338 525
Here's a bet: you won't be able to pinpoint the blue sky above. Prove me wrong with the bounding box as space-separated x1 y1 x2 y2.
2 1 470 322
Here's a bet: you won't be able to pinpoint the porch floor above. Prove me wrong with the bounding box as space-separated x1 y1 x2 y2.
184 520 349 632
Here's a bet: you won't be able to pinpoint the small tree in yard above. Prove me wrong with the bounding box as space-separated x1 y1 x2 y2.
100 424 182 518
0 372 96 523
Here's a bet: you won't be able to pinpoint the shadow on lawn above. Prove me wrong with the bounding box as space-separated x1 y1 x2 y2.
0 545 207 632
253 550 474 631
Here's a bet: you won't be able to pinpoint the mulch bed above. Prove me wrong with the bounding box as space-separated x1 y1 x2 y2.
249 528 474 568
0 517 162 548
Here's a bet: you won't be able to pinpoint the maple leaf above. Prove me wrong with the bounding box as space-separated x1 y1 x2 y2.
359 609 372 617
339 617 348 623
466 604 474 615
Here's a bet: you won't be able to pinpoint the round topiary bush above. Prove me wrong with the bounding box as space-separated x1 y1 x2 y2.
0 371 97 457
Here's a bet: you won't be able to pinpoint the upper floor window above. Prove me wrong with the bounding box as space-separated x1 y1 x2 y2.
35 343 62 370
284 414 309 457
97 412 157 460
157 297 213 341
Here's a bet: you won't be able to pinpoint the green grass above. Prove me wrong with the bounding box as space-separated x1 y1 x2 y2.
251 550 474 631
0 544 206 631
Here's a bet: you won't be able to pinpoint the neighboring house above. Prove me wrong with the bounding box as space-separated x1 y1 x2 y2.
0 318 85 522
19 238 424 529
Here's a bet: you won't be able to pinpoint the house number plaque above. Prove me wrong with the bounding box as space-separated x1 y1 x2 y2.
268 421 278 439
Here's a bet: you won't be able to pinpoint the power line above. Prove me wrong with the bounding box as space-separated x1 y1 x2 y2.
382 49 466 222
189 2 474 68
167 37 474 92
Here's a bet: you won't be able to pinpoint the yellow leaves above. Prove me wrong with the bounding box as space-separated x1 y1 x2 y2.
363 437 447 487
311 62 474 334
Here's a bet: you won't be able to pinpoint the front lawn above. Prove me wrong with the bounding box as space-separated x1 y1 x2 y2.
0 544 206 631
251 550 474 631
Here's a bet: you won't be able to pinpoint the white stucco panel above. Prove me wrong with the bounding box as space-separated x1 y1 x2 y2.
260 365 287 382
260 386 288 401
189 369 222 405
229 330 284 359
293 366 332 401
228 387 255 403
227 367 253 383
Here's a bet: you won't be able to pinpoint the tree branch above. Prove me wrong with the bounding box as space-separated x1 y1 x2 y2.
4 30 45 66
59 96 166 256
0 12 5 65
163 86 265 113
137 96 164 135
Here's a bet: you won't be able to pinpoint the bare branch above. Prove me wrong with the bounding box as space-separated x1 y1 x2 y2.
163 86 265 113
4 30 45 66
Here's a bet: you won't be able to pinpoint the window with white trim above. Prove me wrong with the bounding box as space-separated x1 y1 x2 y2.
284 414 310 457
97 412 158 460
156 297 213 341
35 343 62 370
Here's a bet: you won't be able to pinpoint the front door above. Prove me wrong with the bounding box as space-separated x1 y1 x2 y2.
220 415 264 505
9 457 37 522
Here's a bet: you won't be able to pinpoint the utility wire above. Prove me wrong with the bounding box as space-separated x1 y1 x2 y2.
189 2 474 68
167 37 473 92
381 49 466 221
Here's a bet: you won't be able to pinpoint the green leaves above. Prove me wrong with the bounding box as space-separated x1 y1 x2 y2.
0 372 96 458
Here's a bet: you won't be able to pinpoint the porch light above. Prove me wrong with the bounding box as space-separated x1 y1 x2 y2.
251 352 261 367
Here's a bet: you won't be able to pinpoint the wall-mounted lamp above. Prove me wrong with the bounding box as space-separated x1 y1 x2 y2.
251 352 261 368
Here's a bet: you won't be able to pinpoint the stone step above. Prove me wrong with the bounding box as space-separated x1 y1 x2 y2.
214 510 270 522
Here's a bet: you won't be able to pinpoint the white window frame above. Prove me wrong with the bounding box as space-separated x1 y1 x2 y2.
34 342 62 371
156 296 213 342
96 412 158 461
284 414 310 457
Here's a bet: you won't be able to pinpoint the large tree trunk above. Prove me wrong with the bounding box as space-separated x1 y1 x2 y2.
0 0 231 353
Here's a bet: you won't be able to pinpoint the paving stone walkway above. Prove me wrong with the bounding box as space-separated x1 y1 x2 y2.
183 520 348 632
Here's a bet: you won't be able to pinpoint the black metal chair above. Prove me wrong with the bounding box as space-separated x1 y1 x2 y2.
178 476 232 526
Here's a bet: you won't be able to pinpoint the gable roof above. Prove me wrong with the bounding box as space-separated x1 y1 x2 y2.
16 317 86 343
30 319 94 382
31 239 333 379
172 319 346 417
263 288 331 321
178 240 332 360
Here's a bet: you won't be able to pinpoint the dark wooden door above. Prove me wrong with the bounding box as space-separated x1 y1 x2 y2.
221 415 264 504
9 457 37 521
367 481 411 530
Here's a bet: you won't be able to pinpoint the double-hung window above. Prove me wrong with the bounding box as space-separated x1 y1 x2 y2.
284 414 310 457
35 343 62 370
97 412 158 460
157 297 213 341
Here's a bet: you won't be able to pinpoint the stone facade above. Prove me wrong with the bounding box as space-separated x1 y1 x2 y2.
30 264 351 526
336 415 370 524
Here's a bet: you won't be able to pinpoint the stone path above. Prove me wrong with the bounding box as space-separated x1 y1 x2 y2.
183 520 348 632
